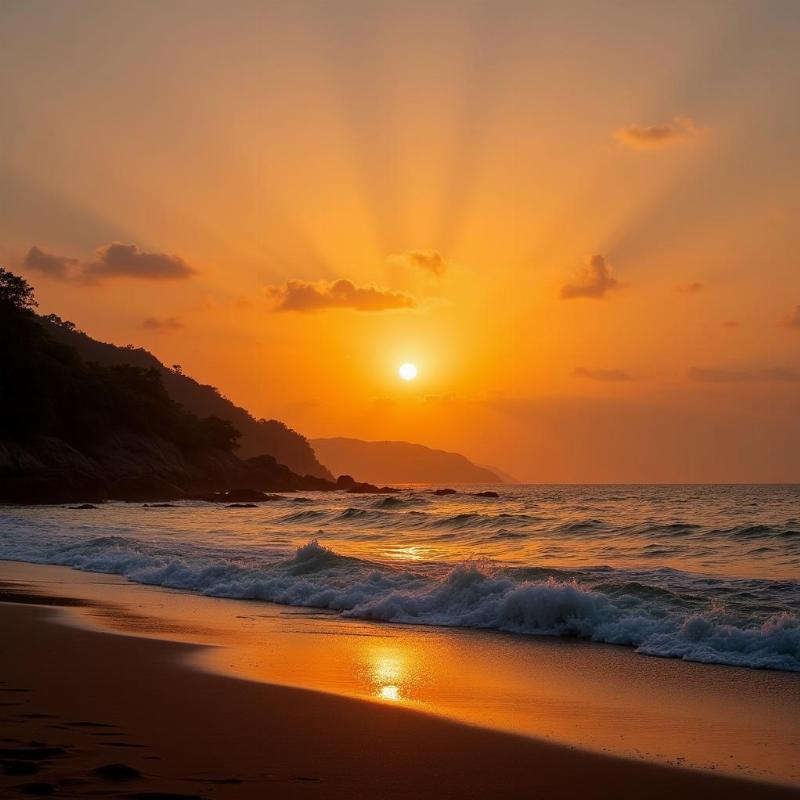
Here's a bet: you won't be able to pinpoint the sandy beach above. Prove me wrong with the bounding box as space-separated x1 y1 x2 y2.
1 568 798 799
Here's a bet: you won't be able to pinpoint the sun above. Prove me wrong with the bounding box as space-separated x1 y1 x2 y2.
398 362 418 381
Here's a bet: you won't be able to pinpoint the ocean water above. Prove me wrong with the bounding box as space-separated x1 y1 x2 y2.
1 484 799 672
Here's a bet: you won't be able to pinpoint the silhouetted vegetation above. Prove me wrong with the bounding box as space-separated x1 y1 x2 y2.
0 270 239 452
40 311 332 478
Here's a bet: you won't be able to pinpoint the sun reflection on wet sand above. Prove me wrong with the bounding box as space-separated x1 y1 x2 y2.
369 648 416 702
379 685 400 701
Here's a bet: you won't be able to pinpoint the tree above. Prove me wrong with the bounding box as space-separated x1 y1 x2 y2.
0 269 37 310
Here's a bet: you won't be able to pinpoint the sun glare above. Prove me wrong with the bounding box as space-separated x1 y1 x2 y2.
399 362 418 381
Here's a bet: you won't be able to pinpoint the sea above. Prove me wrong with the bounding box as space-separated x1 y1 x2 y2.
1 484 799 672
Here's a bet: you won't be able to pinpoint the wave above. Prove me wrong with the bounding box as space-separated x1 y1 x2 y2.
3 532 797 672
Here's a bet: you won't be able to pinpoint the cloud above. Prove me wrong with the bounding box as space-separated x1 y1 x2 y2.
141 316 184 332
573 366 632 382
560 255 626 300
721 320 741 329
779 305 800 329
267 279 416 312
614 116 699 150
23 246 80 281
675 281 704 294
85 243 196 281
387 250 448 276
22 243 197 284
689 367 800 383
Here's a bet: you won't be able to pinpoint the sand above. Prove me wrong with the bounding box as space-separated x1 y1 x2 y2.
1 582 798 799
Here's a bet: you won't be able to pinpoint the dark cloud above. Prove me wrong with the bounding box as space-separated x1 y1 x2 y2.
675 281 704 294
387 250 448 276
141 316 184 332
779 305 800 329
573 366 632 382
614 117 699 149
23 246 80 281
85 243 196 281
267 279 416 312
689 367 800 383
22 243 197 284
560 255 626 300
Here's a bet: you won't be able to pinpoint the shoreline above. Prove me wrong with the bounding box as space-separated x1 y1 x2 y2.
1 569 799 798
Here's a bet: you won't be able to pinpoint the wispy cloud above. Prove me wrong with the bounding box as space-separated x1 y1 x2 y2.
22 243 197 284
560 255 626 300
267 279 416 312
779 305 800 329
387 250 448 276
614 116 699 150
573 366 632 382
141 316 184 332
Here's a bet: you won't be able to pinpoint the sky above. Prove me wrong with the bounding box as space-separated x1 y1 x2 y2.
2 0 799 482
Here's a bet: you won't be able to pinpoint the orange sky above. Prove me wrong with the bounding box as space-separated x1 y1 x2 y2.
2 0 799 482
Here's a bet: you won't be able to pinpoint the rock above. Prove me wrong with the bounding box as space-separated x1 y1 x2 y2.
223 488 273 502
433 488 457 496
336 475 400 494
471 491 500 498
92 763 142 781
225 503 257 508
69 503 98 509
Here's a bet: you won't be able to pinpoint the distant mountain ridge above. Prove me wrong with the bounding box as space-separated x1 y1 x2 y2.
39 314 332 480
311 437 504 484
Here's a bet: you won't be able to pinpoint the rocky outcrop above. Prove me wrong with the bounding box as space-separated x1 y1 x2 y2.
0 433 394 504
40 317 334 480
335 475 400 494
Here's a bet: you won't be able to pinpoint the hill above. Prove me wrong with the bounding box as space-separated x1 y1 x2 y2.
311 437 503 485
0 269 388 503
39 314 332 480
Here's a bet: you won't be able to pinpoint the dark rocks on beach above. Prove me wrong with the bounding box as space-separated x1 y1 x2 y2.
336 475 400 494
92 763 142 781
223 488 279 503
471 491 500 498
68 503 98 510
433 488 457 496
224 503 258 509
0 437 399 505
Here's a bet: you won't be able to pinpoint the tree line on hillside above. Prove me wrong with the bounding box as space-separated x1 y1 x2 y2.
0 269 240 453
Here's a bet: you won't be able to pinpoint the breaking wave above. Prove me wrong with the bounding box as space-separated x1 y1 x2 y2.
1 531 797 672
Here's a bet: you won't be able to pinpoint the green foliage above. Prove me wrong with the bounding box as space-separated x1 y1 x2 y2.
0 269 241 452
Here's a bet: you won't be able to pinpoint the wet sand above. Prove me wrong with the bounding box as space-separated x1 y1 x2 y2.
1 580 798 799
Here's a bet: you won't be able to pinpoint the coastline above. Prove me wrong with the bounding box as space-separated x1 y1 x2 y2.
1 565 799 798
